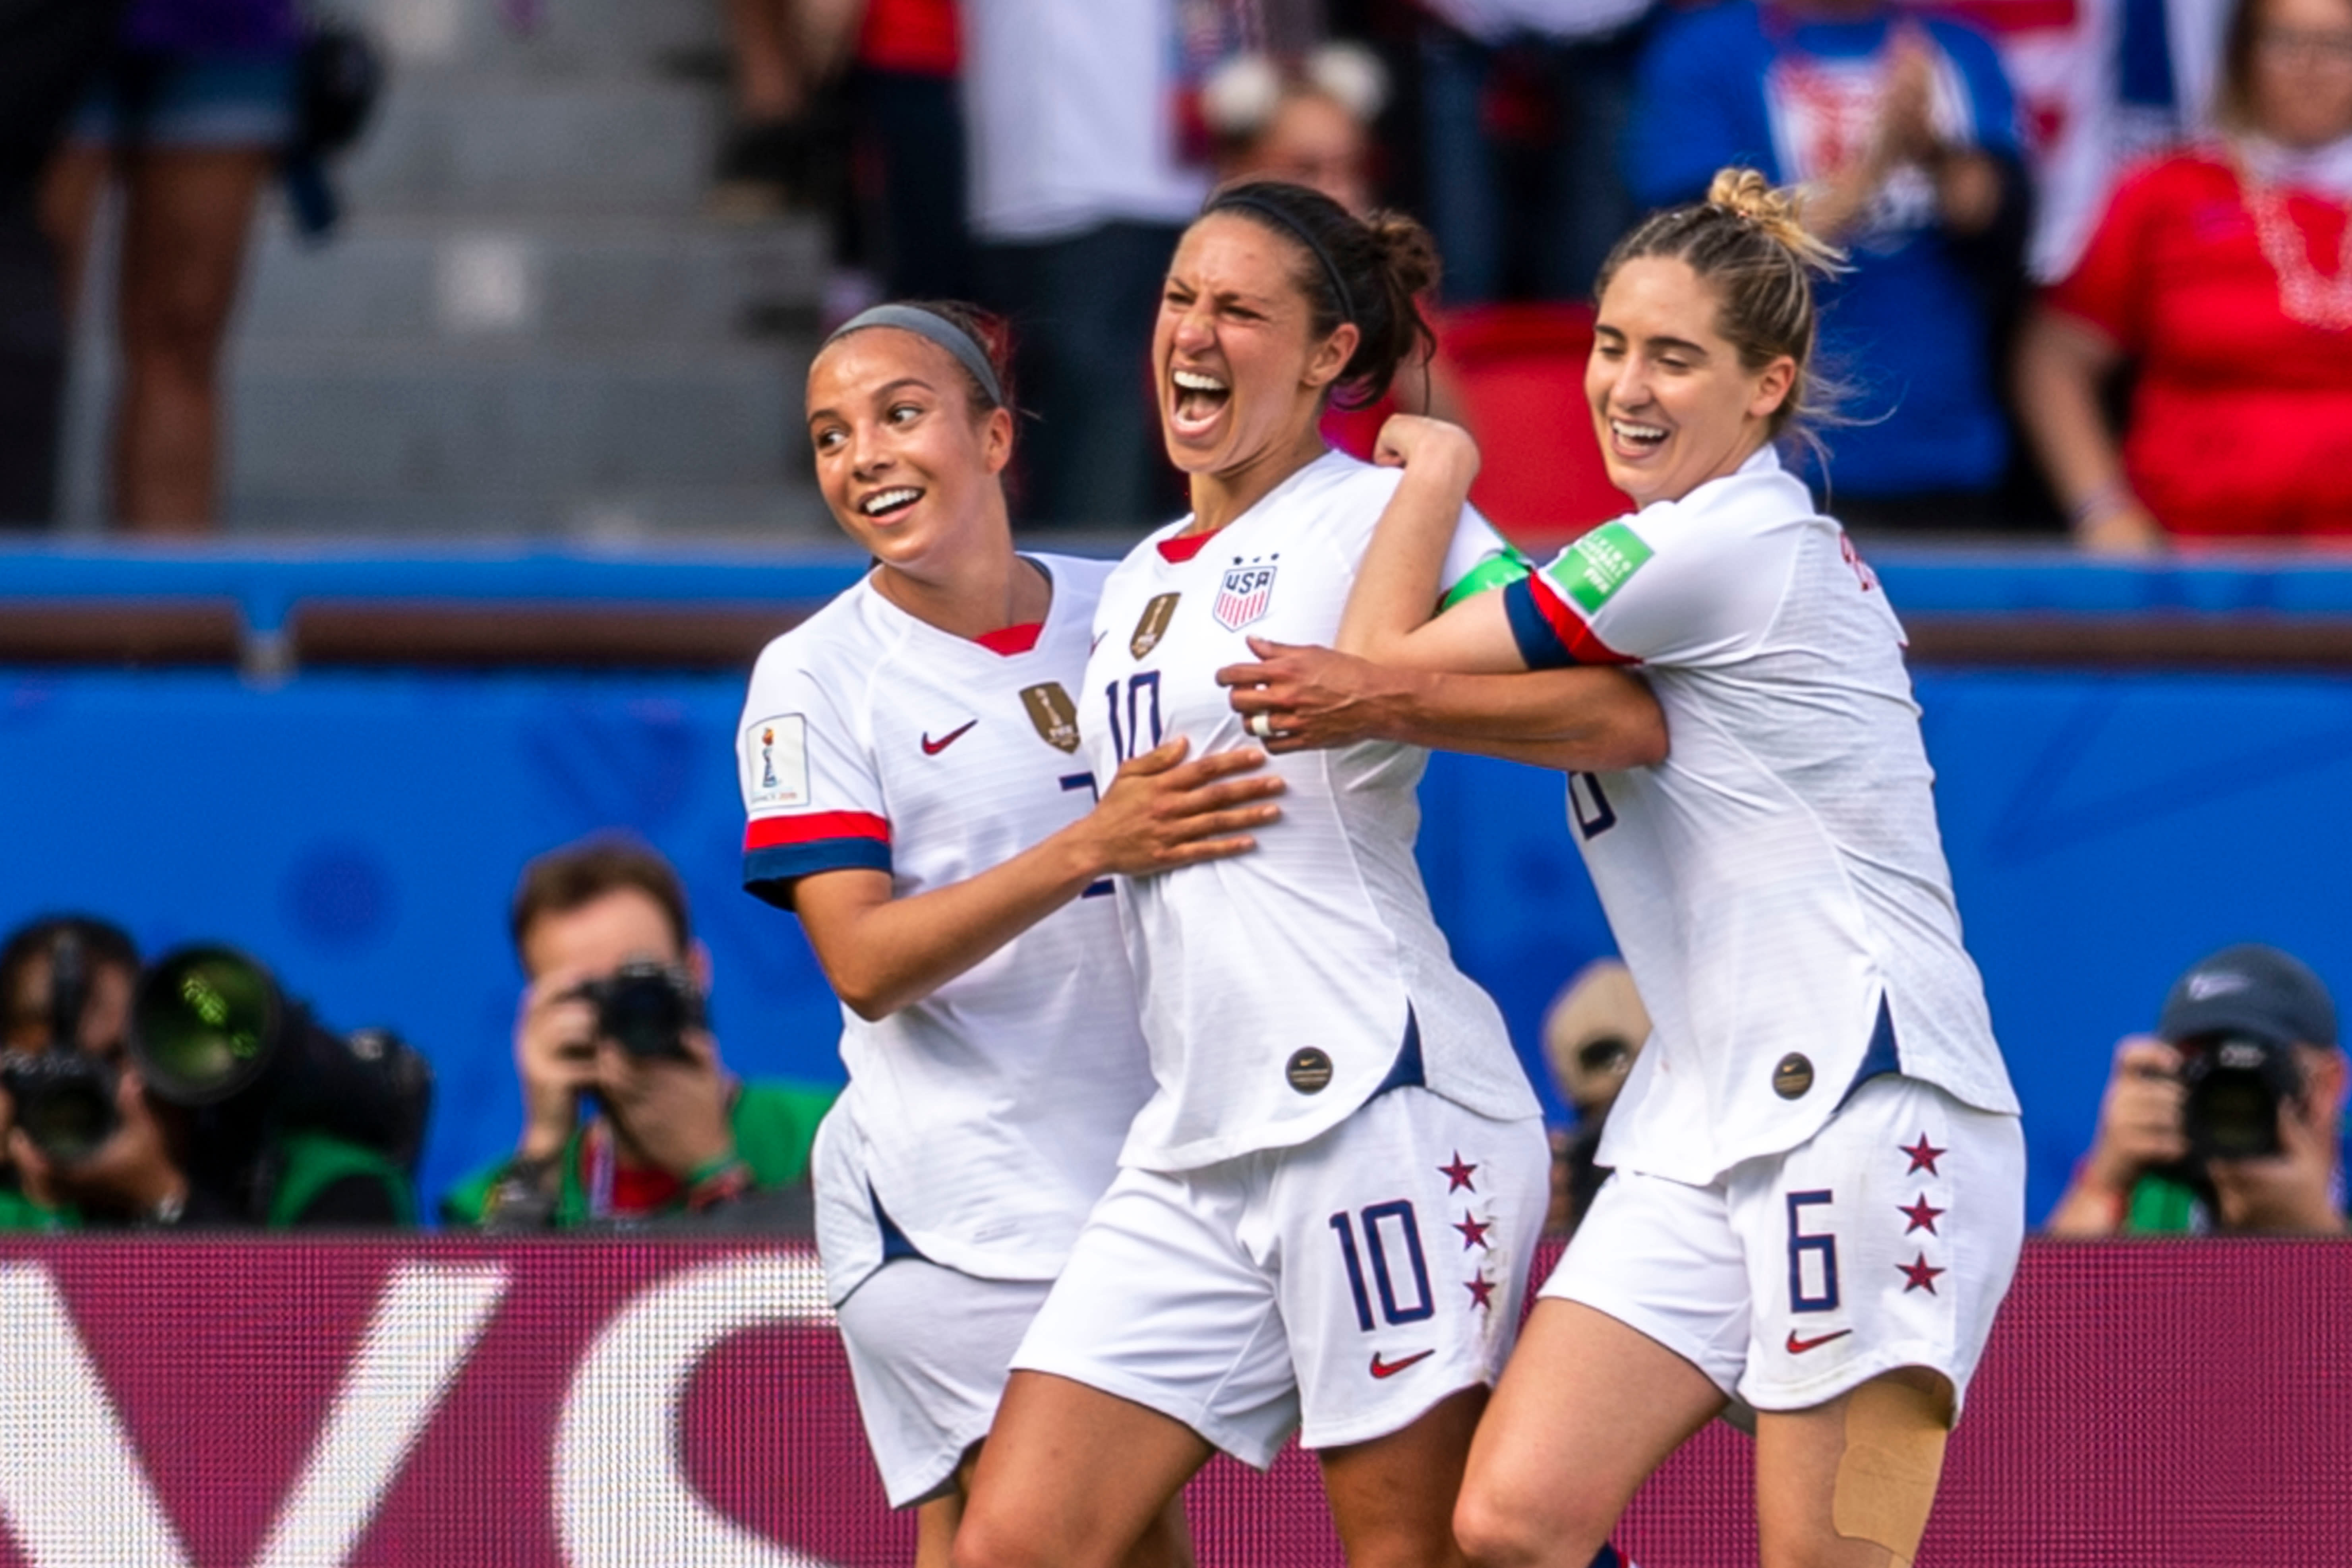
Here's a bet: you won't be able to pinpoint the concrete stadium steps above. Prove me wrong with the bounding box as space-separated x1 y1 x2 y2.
350 0 727 81
338 77 726 218
57 0 838 536
230 215 824 347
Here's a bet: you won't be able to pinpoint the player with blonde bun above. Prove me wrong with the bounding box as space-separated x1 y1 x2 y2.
952 182 1665 1568
739 300 1286 1568
1324 168 2026 1566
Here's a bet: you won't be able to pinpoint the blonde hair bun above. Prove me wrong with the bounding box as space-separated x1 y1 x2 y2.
1704 168 1847 278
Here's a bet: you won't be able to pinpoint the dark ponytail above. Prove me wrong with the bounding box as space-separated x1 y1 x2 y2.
1199 180 1439 410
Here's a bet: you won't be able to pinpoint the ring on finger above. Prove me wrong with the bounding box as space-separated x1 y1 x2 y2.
1247 711 1275 739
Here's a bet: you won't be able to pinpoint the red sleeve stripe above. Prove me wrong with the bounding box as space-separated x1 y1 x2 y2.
744 811 891 851
1526 572 1636 667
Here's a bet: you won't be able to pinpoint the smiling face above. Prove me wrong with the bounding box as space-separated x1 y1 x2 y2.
804 327 1012 573
1586 256 1797 509
2248 0 2352 147
1155 212 1357 486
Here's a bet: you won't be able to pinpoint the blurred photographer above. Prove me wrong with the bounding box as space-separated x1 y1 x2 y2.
2048 944 2349 1236
0 915 416 1227
1540 958 1649 1237
442 835 835 1230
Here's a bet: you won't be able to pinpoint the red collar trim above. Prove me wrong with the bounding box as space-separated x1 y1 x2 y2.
1157 531 1216 563
974 621 1043 655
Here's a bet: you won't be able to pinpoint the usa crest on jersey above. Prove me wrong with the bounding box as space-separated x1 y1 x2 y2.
1213 556 1278 631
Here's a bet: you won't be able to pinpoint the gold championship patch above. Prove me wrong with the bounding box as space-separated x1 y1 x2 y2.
1131 593 1180 659
1020 682 1081 753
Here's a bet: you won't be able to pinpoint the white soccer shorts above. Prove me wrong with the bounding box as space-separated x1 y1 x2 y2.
1544 1074 2025 1415
1012 1087 1549 1468
835 1260 1054 1507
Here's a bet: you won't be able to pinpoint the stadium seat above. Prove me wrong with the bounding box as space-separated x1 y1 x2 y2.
1439 302 1628 547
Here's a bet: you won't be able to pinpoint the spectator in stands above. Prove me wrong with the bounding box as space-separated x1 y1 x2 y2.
957 0 1205 529
0 915 415 1227
443 835 835 1230
1539 957 1647 1236
1627 0 2030 530
1201 41 1390 218
1416 0 1656 302
712 0 861 221
2013 0 2352 551
844 0 970 303
0 0 123 528
2046 944 2349 1235
40 0 301 532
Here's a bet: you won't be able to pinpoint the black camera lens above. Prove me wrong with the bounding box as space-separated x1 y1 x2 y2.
0 1049 120 1164
131 946 281 1106
2180 1034 2301 1163
579 963 703 1061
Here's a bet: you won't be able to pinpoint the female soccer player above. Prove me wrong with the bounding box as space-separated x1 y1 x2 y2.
951 185 1664 1568
736 302 1283 1568
1324 170 2027 1567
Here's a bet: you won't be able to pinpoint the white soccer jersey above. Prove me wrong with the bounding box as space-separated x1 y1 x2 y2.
737 555 1157 1305
1085 450 1543 1172
1501 447 2021 1186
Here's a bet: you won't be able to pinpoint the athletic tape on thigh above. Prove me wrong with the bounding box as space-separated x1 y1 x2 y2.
1830 1377 1951 1565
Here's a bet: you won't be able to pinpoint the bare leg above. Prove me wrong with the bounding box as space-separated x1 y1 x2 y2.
1455 1301 1727 1567
953 1371 1211 1568
1318 1384 1488 1568
1754 1367 1954 1568
110 145 269 532
38 144 111 318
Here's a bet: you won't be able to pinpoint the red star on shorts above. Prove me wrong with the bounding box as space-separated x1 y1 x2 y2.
1453 1211 1493 1250
1465 1273 1497 1312
1897 1195 1946 1235
1438 1152 1479 1193
1897 1253 1945 1294
1899 1134 1946 1176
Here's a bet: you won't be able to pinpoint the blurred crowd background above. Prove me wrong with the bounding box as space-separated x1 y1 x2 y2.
0 0 2346 547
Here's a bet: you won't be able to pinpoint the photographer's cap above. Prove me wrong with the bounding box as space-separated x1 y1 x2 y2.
2159 944 2338 1050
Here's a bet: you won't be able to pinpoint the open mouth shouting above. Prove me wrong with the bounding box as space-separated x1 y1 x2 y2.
857 486 924 524
1169 367 1232 441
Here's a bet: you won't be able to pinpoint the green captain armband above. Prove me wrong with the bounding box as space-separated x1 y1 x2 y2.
1439 546 1534 611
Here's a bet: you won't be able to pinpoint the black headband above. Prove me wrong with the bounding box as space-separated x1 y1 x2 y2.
1207 191 1358 328
823 304 1005 407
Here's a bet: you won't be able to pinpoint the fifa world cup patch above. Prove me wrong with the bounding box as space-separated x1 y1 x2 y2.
1213 555 1279 631
1020 682 1081 752
1553 522 1654 615
744 714 810 809
1131 593 1180 658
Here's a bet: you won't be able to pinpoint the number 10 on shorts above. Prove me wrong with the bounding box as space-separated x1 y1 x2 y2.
1331 1202 1436 1332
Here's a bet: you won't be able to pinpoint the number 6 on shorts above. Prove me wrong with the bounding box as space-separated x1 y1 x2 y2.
1786 1189 1840 1312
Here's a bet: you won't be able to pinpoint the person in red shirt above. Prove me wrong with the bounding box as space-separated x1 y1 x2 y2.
2014 0 2352 549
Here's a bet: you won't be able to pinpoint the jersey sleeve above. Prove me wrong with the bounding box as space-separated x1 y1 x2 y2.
1501 498 1798 669
738 640 893 909
1437 501 1533 609
2043 159 2166 353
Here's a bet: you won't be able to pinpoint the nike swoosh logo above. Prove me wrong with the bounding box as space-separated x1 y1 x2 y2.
1785 1328 1853 1355
921 720 978 756
1369 1349 1435 1379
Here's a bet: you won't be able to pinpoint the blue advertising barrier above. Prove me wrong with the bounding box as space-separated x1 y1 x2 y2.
3 659 2347 1222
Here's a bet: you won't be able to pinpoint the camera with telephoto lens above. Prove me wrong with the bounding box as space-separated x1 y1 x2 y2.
2177 1032 2304 1163
0 928 122 1164
571 963 705 1061
130 945 434 1173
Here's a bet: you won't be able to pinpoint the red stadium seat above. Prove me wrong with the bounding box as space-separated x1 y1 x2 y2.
1439 302 1628 548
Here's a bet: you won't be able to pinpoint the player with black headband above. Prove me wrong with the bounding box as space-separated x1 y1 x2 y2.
951 186 1664 1568
737 302 1283 1568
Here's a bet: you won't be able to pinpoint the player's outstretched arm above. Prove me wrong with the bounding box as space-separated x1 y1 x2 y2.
1220 639 1665 772
791 739 1282 1020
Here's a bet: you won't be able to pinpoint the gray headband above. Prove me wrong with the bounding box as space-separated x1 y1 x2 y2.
1207 191 1358 327
824 304 1005 407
